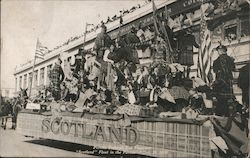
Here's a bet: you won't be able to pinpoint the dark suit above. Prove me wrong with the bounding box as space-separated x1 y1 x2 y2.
213 54 236 116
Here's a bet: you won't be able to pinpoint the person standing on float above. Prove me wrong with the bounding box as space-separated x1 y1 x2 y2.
94 23 112 62
212 45 236 116
49 57 65 101
93 23 113 88
177 29 199 78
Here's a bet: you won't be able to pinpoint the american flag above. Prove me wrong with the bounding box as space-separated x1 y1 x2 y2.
35 39 49 60
197 4 213 84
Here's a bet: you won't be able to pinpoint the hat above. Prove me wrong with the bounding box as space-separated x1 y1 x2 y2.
216 44 227 52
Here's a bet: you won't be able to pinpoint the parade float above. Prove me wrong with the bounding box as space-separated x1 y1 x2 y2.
15 0 249 157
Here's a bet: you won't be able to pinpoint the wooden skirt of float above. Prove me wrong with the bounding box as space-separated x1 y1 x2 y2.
17 110 212 158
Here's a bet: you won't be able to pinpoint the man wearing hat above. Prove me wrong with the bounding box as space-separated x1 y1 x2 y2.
213 45 235 81
213 44 236 116
49 57 65 101
72 52 85 79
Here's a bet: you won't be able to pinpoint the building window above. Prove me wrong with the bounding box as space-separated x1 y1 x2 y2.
46 64 52 85
224 24 237 42
28 73 32 89
34 70 38 87
19 76 22 89
241 19 250 37
24 74 27 88
223 18 240 43
40 68 45 86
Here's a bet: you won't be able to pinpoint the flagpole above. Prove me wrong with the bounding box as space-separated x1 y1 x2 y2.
82 22 88 49
29 39 38 97
163 3 174 62
152 0 174 63
152 0 160 35
0 37 2 100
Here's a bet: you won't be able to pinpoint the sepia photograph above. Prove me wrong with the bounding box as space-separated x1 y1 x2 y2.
0 0 249 157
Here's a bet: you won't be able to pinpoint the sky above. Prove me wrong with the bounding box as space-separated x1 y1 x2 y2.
1 0 144 89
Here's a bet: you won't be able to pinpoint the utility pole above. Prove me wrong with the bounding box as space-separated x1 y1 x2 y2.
0 37 2 105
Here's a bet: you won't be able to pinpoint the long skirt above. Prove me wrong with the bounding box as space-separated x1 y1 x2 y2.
178 50 193 66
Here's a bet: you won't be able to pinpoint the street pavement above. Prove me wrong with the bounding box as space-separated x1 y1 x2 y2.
0 124 97 157
0 121 146 158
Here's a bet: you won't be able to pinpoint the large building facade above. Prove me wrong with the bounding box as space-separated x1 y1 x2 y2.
14 0 249 98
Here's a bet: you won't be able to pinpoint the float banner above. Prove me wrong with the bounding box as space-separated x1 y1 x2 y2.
17 112 211 158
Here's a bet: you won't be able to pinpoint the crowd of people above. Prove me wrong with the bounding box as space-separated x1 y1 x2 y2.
1 97 23 130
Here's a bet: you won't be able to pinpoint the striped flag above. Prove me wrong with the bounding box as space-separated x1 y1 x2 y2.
197 3 213 84
35 39 48 60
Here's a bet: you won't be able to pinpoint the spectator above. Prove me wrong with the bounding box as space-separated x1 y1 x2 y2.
106 16 112 23
1 99 13 130
112 15 117 21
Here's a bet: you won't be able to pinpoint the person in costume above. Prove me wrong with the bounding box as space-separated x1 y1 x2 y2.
177 29 199 78
49 57 65 101
212 44 236 116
